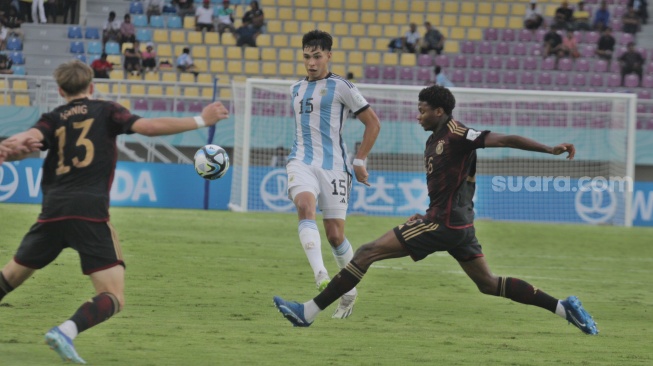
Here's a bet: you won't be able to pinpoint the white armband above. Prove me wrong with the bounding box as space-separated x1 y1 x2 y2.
353 158 366 167
194 115 206 128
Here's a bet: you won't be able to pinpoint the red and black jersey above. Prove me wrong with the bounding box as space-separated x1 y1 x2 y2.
424 119 489 229
32 98 141 222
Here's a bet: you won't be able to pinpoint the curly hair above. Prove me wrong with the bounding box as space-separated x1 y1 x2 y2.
302 30 333 52
418 85 456 116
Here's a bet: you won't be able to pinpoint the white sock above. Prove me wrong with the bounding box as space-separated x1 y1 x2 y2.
58 320 78 340
298 220 327 280
555 301 566 319
332 238 357 296
302 300 321 322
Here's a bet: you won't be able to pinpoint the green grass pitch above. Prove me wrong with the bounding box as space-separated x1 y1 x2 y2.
0 203 651 365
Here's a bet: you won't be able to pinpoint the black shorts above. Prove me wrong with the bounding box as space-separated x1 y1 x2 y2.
14 220 125 275
393 219 483 262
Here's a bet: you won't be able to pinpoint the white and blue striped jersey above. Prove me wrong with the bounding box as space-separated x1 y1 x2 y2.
288 73 370 172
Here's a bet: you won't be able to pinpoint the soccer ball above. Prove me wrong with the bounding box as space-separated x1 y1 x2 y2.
194 144 230 180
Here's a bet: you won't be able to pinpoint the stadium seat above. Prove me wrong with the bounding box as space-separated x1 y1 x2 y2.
68 26 83 38
574 59 590 72
416 67 431 83
518 29 532 42
188 101 203 113
594 59 609 73
606 74 621 88
558 58 573 71
478 41 492 54
461 41 475 54
134 99 148 110
136 29 152 42
580 45 595 58
149 15 164 28
9 52 25 65
512 42 527 56
87 41 103 54
495 42 510 55
505 56 519 70
522 56 538 70
454 55 468 68
520 71 535 86
6 37 22 51
488 56 502 69
433 55 448 67
555 72 570 87
484 28 498 41
133 14 147 27
418 54 434 67
152 100 168 111
70 41 84 54
638 89 651 100
451 69 465 83
381 66 397 83
399 67 415 84
583 31 599 44
485 70 500 84
537 72 552 87
129 1 144 14
643 75 653 89
14 94 30 106
541 57 556 71
85 27 100 39
589 74 604 87
623 74 640 88
503 71 518 85
167 16 182 29
364 65 380 81
500 29 515 42
75 54 86 63
469 70 483 85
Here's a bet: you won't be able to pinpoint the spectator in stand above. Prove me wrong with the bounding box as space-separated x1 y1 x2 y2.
123 40 142 76
561 31 580 58
103 11 121 44
524 0 545 30
543 26 563 58
235 23 260 47
0 53 13 74
195 0 214 32
622 5 641 34
62 0 78 24
0 21 8 50
44 0 57 23
242 0 264 31
142 42 157 72
432 66 454 87
402 23 420 53
594 26 615 61
593 1 610 31
90 53 113 79
216 0 236 42
421 21 445 55
18 0 32 23
554 1 574 30
631 0 648 25
573 1 591 30
270 146 287 168
176 47 199 76
120 14 136 45
32 0 47 24
4 7 24 39
144 0 165 22
619 42 644 86
173 0 195 18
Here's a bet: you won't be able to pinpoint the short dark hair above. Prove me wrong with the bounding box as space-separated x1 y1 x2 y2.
183 47 190 54
418 85 456 116
302 30 333 52
434 66 442 74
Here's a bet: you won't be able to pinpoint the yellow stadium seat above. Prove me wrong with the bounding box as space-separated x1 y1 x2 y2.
94 83 109 94
331 64 346 76
289 34 303 47
202 88 213 98
144 72 160 81
284 21 299 34
226 46 242 59
278 62 294 76
443 16 457 27
399 53 416 67
219 87 232 100
358 40 374 51
450 27 466 40
0 80 6 89
312 11 326 22
326 0 342 9
261 62 277 75
365 52 380 65
409 13 425 24
328 10 343 23
361 1 374 10
461 2 476 14
267 20 282 33
349 24 365 37
545 5 558 18
13 80 28 90
300 22 315 34
392 13 408 25
107 55 121 65
394 1 408 11
161 72 177 83
311 0 326 8
347 51 363 64
340 37 356 50
210 60 225 73
459 15 474 27
109 70 124 80
117 99 130 109
330 51 345 64
261 47 276 61
183 16 195 29
467 28 483 40
244 47 259 60
333 24 348 36
227 61 243 74
444 41 459 54
475 16 491 28
344 12 359 23
295 0 309 7
153 29 168 43
295 63 305 76
188 31 203 44
179 73 195 83
205 33 219 45
512 4 527 16
121 42 133 53
0 94 10 105
294 8 310 21
221 35 236 46
492 17 507 28
427 2 442 12
443 3 459 13
383 25 399 38
174 45 186 57
165 86 179 96
495 3 509 15
382 53 398 65
130 84 145 95
367 25 382 37
273 35 289 47
209 46 224 59
170 30 185 43
278 9 294 21
192 46 207 59
376 12 390 25
477 3 492 15
377 0 392 11
194 59 207 71
244 61 260 75
509 16 523 29
260 0 274 6
256 34 271 47
265 7 277 19
374 38 388 51
184 87 199 97
347 65 362 79
197 73 212 84
411 0 426 12
112 84 127 94
316 22 332 34
343 0 358 10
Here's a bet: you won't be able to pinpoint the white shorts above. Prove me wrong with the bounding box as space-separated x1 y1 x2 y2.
286 159 352 220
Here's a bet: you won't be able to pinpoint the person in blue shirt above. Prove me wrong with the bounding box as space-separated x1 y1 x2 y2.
593 1 610 31
433 66 454 87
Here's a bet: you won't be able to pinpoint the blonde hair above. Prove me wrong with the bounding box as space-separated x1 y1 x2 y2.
53 60 94 96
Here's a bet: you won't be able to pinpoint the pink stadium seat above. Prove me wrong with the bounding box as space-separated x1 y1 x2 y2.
419 54 434 67
505 56 520 70
642 75 653 88
518 29 532 42
188 101 203 113
485 70 500 84
495 42 510 55
469 70 483 84
541 57 556 71
535 29 547 42
573 73 587 87
470 55 484 68
581 45 596 58
637 47 648 60
381 66 397 83
478 41 492 54
637 103 647 113
416 67 432 82
461 41 475 54
606 73 621 87
364 66 380 80
619 32 634 45
516 114 532 126
451 69 466 83
433 55 447 67
575 59 590 72
488 56 502 69
501 29 516 42
523 56 538 70
611 18 622 31
454 54 468 68
646 61 653 74
610 60 621 73
503 71 518 85
152 100 168 111
555 72 570 87
537 72 552 86
484 28 498 41
624 74 640 88
134 99 148 110
594 59 608 72
583 31 600 43
399 67 415 83
613 5 626 18
589 74 604 87
512 42 527 56
558 58 574 71
175 100 186 112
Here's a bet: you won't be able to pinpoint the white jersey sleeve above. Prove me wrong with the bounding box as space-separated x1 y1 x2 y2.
335 78 370 115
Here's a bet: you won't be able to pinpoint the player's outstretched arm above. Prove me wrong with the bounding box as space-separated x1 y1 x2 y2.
131 101 229 136
0 129 44 164
353 108 381 186
484 132 575 160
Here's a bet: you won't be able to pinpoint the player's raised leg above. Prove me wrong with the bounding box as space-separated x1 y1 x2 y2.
458 257 598 335
324 218 357 319
0 260 36 302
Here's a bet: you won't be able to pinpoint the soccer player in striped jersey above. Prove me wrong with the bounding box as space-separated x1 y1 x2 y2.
0 60 229 363
285 30 380 319
274 85 598 336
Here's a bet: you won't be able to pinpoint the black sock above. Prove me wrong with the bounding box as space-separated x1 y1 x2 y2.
0 272 14 302
313 261 366 310
69 292 120 334
496 277 558 313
